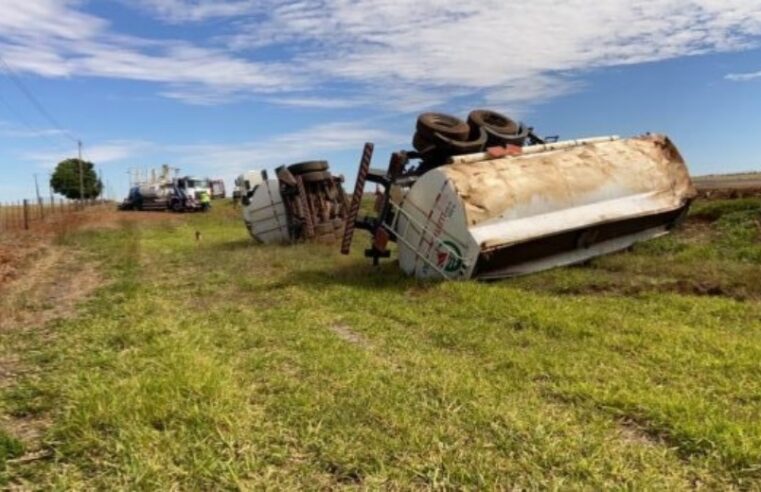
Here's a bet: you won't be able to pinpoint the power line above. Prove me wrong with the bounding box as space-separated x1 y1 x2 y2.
0 54 79 143
0 90 68 151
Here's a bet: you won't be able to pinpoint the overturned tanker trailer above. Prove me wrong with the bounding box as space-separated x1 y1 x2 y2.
341 112 696 280
241 161 349 244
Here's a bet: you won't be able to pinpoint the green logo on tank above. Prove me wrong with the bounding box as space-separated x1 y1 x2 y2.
436 240 463 273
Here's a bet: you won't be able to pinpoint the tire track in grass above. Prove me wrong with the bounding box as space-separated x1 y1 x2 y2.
0 243 108 485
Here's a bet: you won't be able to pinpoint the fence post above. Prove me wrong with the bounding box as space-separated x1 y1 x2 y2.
23 199 30 230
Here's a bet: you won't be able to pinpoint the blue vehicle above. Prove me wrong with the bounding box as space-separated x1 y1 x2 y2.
118 179 200 212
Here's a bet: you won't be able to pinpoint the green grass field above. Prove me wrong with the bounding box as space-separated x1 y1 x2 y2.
2 199 761 489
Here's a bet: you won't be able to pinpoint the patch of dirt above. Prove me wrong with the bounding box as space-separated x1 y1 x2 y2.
679 218 716 244
329 324 371 348
544 277 753 301
2 415 51 453
0 241 46 285
76 209 181 232
617 419 662 447
0 246 102 332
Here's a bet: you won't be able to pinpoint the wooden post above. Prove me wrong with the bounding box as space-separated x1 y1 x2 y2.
23 199 30 230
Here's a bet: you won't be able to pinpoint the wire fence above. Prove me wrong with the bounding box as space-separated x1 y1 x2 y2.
0 198 106 234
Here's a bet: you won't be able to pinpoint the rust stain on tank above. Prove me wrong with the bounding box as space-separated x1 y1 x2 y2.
442 134 696 227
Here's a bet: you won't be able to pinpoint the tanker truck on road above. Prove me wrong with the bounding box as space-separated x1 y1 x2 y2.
118 166 206 213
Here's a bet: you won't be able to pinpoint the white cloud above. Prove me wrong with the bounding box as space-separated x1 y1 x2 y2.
22 140 154 169
0 120 66 139
128 0 262 23
225 0 761 107
0 0 302 104
15 122 404 188
170 122 404 174
725 70 761 81
1 0 761 109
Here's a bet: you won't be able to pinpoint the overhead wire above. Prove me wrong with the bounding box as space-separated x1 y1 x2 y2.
0 53 80 144
0 89 69 151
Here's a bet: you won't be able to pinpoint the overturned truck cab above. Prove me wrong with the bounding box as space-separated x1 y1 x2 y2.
240 162 349 244
342 133 696 280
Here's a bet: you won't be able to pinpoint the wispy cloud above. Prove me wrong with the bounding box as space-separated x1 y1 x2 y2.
16 122 404 183
0 120 66 139
2 1 761 109
0 0 303 104
22 140 155 169
170 122 404 175
725 70 761 81
222 0 761 107
128 0 262 23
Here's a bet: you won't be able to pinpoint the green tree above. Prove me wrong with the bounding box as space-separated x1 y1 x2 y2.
50 158 102 200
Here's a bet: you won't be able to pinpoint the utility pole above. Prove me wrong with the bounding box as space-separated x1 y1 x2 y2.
98 167 104 200
34 173 43 218
33 173 41 204
78 140 84 206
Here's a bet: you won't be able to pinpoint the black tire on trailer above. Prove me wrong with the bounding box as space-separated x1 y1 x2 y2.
483 124 530 147
431 127 488 155
416 113 470 141
301 171 333 183
171 200 183 213
412 132 437 153
276 165 298 187
288 161 329 175
467 109 520 136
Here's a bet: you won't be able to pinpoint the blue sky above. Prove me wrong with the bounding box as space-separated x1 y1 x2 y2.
1 0 761 201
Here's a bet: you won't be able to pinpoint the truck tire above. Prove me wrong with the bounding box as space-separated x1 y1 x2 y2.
288 161 329 175
301 171 332 183
434 127 487 154
467 109 520 136
416 127 487 158
412 132 436 153
416 113 470 141
276 165 298 187
483 124 530 147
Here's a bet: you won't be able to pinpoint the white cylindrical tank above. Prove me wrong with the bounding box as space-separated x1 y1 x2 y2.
137 183 166 199
243 179 290 244
393 134 696 279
